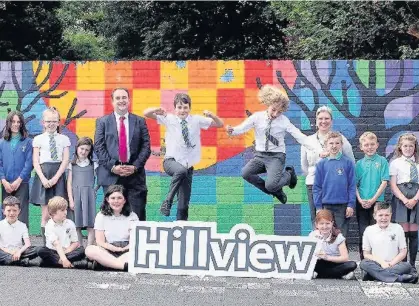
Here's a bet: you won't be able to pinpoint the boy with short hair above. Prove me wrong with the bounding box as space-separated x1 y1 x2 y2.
37 196 87 269
313 131 356 239
143 93 224 220
356 132 389 259
360 202 418 283
226 85 311 204
0 196 38 266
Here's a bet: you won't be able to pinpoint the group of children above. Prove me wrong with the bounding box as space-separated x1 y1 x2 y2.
0 85 418 284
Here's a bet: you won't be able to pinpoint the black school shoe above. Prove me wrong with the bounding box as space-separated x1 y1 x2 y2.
73 259 89 269
399 274 418 283
273 189 287 204
286 166 298 189
160 200 172 217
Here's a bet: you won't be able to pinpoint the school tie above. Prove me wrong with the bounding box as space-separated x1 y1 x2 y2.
119 116 128 163
49 134 58 161
265 119 279 151
407 158 418 183
181 119 194 148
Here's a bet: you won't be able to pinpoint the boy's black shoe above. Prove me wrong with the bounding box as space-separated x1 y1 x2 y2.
286 166 297 189
273 189 287 204
92 260 105 271
124 262 129 272
19 258 30 267
361 271 374 281
399 274 417 283
160 200 172 217
73 259 89 269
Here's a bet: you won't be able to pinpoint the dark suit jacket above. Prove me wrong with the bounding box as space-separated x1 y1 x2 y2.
94 112 151 189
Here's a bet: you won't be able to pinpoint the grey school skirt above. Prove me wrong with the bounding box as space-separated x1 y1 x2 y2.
30 162 68 206
391 182 419 224
108 241 129 258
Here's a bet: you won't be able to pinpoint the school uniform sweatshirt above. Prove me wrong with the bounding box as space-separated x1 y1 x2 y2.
313 153 356 210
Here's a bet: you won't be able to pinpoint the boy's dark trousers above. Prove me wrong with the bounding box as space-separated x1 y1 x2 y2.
241 152 290 195
322 204 350 239
163 158 193 221
0 246 39 265
38 246 85 267
356 200 376 260
360 259 414 282
314 259 357 278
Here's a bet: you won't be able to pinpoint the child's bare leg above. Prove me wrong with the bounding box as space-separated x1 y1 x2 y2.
76 228 83 246
85 245 126 270
87 228 95 246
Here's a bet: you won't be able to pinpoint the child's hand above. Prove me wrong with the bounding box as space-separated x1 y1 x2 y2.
360 200 369 209
11 251 21 261
203 110 213 118
62 258 73 268
226 125 234 135
69 200 75 211
380 261 391 269
366 199 376 208
41 177 51 189
48 177 58 187
345 207 354 218
121 245 130 252
155 107 167 116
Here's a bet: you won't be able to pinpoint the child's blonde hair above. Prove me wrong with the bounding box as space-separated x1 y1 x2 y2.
257 85 289 112
359 131 378 144
42 107 61 133
393 133 419 161
324 131 343 144
47 196 68 216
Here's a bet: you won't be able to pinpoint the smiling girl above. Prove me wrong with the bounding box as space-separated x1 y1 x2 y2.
85 185 139 271
390 133 419 267
309 209 357 279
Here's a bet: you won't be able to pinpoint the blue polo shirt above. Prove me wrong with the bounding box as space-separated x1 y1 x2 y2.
356 153 389 202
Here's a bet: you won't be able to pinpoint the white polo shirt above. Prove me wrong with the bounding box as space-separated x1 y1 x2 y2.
0 219 29 251
156 114 212 168
45 218 78 250
362 223 406 262
94 212 139 243
33 132 71 164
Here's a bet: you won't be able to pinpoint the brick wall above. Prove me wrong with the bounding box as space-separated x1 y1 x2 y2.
0 60 417 245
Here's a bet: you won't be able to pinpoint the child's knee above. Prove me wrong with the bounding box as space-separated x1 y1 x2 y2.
174 168 189 178
265 181 280 194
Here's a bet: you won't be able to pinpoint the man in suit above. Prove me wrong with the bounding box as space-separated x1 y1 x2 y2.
94 88 151 220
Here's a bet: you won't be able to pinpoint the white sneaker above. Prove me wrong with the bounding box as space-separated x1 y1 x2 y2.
312 272 318 279
342 271 355 280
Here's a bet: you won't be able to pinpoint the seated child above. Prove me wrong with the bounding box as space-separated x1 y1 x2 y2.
309 209 357 279
0 196 39 266
37 196 88 269
360 202 418 283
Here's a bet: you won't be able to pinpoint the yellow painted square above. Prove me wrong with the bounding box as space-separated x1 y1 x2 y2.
77 62 105 90
161 61 188 89
188 89 217 115
159 125 167 141
33 61 51 91
77 118 97 140
217 61 245 89
132 89 161 116
244 130 255 148
48 90 76 119
195 146 216 170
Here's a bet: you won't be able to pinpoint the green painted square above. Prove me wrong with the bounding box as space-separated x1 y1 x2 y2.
159 176 172 201
355 60 369 87
243 204 273 235
29 205 42 235
217 204 243 233
376 60 385 89
0 91 18 117
147 176 162 204
216 177 244 204
189 205 217 222
283 176 306 204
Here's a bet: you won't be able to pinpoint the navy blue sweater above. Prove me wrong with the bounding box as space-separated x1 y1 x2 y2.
313 154 356 209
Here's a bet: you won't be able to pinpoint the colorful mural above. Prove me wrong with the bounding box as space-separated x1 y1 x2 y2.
0 60 418 242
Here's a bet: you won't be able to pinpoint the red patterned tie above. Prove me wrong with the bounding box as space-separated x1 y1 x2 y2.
119 116 127 163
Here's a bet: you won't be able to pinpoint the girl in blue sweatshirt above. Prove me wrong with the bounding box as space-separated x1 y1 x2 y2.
313 131 356 239
0 111 33 226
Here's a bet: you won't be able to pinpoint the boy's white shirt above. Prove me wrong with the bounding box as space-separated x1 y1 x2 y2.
0 219 29 251
156 113 212 168
231 111 314 153
45 218 78 250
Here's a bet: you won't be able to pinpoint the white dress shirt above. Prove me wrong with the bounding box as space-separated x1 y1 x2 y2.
231 111 311 153
301 133 355 185
33 132 71 164
0 219 29 251
157 113 212 168
114 112 130 161
45 218 78 250
390 156 419 184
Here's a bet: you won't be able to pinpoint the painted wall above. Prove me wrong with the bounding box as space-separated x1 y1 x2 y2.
0 60 417 244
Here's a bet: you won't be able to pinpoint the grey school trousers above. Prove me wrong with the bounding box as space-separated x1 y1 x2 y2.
163 158 194 221
360 259 414 283
241 152 290 195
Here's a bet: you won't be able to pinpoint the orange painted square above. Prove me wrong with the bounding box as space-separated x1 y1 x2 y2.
245 89 266 113
217 118 245 147
105 62 133 89
201 128 217 146
188 61 217 89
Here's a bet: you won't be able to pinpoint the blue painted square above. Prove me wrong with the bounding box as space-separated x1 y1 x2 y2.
216 154 244 176
190 176 216 205
300 203 313 235
274 204 301 235
243 179 272 204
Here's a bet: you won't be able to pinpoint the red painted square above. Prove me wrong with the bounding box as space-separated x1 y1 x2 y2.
50 62 77 91
217 146 245 161
244 60 273 89
201 128 217 146
145 119 161 147
217 89 245 118
133 61 160 89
